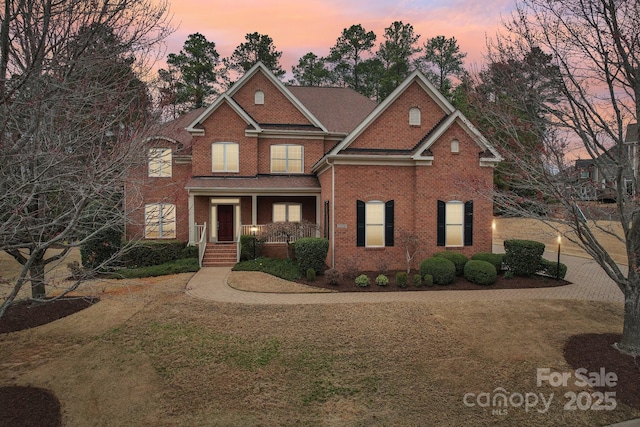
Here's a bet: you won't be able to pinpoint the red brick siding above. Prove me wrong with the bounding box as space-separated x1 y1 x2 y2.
232 71 310 124
349 82 446 150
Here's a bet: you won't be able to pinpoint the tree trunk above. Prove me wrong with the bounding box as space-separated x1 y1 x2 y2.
29 257 46 300
618 283 640 356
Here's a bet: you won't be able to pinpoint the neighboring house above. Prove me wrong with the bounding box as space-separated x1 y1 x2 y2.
126 63 501 272
572 123 638 201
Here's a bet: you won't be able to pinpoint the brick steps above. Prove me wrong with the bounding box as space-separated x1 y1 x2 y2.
202 243 237 267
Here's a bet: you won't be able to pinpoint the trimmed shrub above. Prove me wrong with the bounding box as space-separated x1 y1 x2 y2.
180 245 199 259
232 257 302 281
503 239 546 276
295 237 329 274
464 260 497 285
240 235 263 261
396 272 408 288
376 274 389 286
306 268 316 282
81 226 122 269
325 268 342 285
471 252 504 272
413 273 422 287
419 257 456 285
423 274 434 287
538 258 568 279
434 251 468 276
355 274 370 287
121 241 186 268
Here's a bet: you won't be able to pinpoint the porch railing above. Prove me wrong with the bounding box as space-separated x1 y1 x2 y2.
197 222 207 267
240 224 318 244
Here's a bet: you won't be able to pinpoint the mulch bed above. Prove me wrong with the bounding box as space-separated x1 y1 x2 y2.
0 297 98 334
299 270 571 292
564 333 640 410
0 386 61 427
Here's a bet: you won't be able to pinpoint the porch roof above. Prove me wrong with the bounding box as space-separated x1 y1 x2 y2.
186 175 321 194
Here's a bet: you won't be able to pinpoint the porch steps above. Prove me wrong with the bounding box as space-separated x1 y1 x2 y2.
202 243 237 267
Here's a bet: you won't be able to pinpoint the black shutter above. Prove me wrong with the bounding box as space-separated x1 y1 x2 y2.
385 200 394 247
356 200 365 247
437 200 445 246
464 200 473 246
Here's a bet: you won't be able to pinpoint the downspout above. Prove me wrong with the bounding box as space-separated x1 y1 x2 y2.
328 158 336 269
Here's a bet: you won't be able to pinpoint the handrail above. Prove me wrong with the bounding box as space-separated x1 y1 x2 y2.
198 222 207 268
240 224 317 243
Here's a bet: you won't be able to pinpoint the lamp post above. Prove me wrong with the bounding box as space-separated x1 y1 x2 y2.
250 226 258 260
556 234 561 280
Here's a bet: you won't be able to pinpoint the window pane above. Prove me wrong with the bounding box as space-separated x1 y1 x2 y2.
288 158 302 173
446 225 463 246
271 145 286 159
366 225 384 246
289 145 302 160
288 204 301 222
273 204 286 222
161 204 176 238
149 148 171 177
212 144 225 171
366 203 384 224
144 204 160 238
271 159 286 173
226 144 239 171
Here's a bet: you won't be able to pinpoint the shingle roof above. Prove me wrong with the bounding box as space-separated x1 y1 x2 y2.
287 86 377 134
185 175 321 191
145 108 206 154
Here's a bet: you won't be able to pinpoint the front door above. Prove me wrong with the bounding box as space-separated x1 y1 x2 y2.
217 205 234 242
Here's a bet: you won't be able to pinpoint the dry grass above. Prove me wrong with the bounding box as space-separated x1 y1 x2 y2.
1 218 638 425
1 275 636 426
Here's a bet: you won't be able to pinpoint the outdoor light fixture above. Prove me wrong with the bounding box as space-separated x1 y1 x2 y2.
250 226 258 260
556 234 562 280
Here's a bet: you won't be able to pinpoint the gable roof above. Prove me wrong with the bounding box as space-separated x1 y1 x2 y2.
287 86 377 134
186 62 329 134
324 70 501 163
185 94 261 135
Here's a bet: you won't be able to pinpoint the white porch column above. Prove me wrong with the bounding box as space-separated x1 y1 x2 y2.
188 193 195 245
252 194 257 225
316 195 321 237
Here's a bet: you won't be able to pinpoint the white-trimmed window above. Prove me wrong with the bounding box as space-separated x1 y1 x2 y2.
271 144 303 173
212 142 239 172
144 203 176 239
409 107 421 126
365 201 384 247
148 148 172 177
273 203 302 222
255 90 265 105
445 201 464 247
451 139 459 153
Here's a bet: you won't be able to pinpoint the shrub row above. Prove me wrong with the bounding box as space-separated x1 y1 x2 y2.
120 241 196 268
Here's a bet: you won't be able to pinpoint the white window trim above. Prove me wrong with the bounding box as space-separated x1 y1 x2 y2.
212 142 239 173
148 148 172 177
451 139 459 153
445 201 464 247
144 203 176 239
255 90 265 105
273 202 302 222
365 200 385 248
270 144 304 174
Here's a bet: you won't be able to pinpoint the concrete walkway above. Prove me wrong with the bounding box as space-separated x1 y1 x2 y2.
186 247 625 305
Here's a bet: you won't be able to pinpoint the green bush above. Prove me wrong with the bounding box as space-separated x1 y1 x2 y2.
396 272 408 288
471 252 504 271
503 239 546 276
180 245 199 259
413 273 422 287
538 258 568 279
464 260 498 285
419 257 456 285
434 251 468 276
240 235 263 261
423 274 434 287
232 257 302 281
376 274 389 286
306 268 316 282
121 241 187 268
113 258 199 279
355 274 370 287
81 226 122 269
295 237 329 274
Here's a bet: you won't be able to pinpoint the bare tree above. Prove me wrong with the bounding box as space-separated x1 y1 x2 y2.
0 0 173 318
473 0 640 355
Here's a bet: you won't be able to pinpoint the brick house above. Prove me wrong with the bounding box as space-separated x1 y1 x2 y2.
126 62 501 271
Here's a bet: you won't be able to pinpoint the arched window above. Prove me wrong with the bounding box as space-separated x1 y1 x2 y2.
451 139 460 153
255 90 264 105
409 107 421 126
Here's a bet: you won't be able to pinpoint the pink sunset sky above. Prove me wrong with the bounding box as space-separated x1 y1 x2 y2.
162 0 517 76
